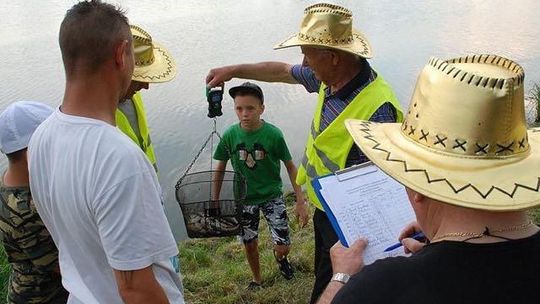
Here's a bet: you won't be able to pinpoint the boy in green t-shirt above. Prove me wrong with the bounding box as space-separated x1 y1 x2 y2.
213 82 308 289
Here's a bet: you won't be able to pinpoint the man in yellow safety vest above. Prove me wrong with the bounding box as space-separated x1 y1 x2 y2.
117 25 177 171
205 3 403 302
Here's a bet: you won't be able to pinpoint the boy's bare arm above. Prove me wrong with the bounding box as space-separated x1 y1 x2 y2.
212 160 227 201
284 160 309 228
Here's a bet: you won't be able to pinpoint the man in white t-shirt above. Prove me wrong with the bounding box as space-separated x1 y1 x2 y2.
28 1 184 303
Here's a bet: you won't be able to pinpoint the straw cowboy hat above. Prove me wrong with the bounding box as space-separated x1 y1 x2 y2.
346 54 540 211
131 25 176 83
274 3 373 58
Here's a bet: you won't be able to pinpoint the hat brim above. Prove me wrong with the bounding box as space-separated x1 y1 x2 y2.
273 29 373 59
345 119 540 211
132 43 177 83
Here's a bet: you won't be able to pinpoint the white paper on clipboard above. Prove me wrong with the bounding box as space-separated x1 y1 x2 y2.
313 162 416 265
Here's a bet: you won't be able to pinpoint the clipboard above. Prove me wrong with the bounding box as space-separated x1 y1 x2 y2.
311 162 416 264
312 161 375 247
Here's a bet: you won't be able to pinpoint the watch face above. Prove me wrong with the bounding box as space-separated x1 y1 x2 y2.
332 272 350 284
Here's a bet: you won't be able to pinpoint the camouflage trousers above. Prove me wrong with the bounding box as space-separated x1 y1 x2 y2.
239 197 291 245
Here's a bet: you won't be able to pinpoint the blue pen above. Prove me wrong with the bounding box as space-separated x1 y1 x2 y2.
383 231 425 252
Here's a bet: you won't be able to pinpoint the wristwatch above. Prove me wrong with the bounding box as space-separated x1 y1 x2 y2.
331 272 350 284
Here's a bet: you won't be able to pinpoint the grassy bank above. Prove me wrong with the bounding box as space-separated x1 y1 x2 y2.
0 247 8 300
179 194 315 304
532 83 540 125
0 194 315 303
181 207 540 303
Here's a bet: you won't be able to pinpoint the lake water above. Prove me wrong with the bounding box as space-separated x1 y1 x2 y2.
1 0 539 241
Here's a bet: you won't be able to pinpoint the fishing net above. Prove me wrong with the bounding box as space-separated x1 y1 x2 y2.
175 119 246 238
176 170 245 238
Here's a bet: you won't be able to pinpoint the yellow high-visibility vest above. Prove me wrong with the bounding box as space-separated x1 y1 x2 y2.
116 92 158 171
296 74 403 210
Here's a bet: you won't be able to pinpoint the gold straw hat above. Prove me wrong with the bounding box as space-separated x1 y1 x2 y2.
130 25 176 83
274 3 372 58
346 55 540 211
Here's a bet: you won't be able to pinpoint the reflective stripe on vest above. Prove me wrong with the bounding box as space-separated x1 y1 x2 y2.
116 92 158 170
295 73 404 210
311 121 319 139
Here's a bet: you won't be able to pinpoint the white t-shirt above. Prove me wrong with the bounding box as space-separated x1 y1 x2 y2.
28 109 184 304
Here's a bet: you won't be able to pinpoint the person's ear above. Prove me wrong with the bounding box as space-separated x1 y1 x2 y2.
302 55 309 67
331 50 340 65
260 103 265 113
412 192 426 204
406 187 425 205
114 39 130 68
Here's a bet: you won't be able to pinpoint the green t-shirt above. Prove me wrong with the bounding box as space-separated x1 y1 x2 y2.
213 121 292 205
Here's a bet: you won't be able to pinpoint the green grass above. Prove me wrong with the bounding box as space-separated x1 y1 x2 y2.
0 194 315 303
179 194 315 304
532 83 540 124
529 208 540 225
0 246 9 300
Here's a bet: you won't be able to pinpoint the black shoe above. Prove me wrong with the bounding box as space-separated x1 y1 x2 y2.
276 256 294 280
247 281 262 290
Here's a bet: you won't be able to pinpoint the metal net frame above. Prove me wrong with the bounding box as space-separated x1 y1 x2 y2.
175 118 246 238
175 170 246 238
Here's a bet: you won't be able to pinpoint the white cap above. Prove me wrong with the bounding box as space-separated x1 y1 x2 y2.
0 101 54 154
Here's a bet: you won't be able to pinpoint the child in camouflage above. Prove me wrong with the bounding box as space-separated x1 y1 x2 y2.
0 101 68 303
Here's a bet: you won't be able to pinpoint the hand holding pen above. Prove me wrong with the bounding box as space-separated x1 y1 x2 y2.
384 221 428 254
399 221 427 254
384 231 425 252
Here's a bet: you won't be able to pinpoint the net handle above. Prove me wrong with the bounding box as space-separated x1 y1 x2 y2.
176 118 232 189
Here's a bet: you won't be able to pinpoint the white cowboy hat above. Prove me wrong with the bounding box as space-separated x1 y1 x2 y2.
274 3 373 58
131 25 176 83
346 54 540 211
